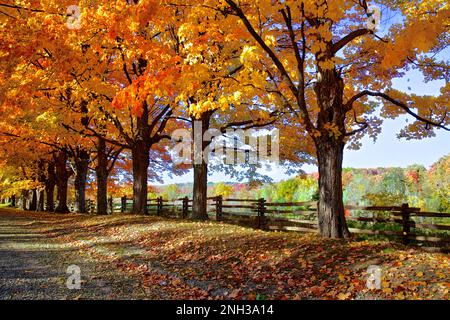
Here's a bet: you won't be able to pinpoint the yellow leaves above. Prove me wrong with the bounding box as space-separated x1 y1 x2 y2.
318 59 335 71
382 287 393 294
316 24 333 42
264 34 277 47
381 7 450 70
336 292 351 300
189 98 219 119
240 45 259 67
177 23 193 41
323 122 342 138
218 96 229 111
184 53 202 65
310 41 326 55
416 271 424 277
233 91 242 104
35 112 58 128
129 21 140 33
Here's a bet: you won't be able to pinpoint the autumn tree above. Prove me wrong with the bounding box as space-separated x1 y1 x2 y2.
212 182 233 198
69 1 187 214
0 0 184 215
184 0 450 238
162 3 292 219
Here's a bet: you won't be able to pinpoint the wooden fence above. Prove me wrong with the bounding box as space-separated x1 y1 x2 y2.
97 196 450 249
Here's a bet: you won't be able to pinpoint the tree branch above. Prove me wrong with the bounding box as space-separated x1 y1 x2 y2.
346 90 450 131
332 29 371 54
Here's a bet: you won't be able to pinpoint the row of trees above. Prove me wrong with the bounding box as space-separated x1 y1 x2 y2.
0 0 448 238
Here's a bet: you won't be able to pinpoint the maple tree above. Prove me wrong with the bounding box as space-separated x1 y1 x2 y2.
168 0 449 237
163 2 312 219
71 0 188 214
0 0 185 214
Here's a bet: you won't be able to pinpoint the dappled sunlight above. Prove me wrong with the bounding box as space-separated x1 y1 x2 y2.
2 209 445 299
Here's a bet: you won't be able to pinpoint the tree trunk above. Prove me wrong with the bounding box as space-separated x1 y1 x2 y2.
27 189 37 211
192 162 208 220
131 143 149 215
10 195 16 207
45 162 56 212
96 138 109 215
19 190 27 210
54 152 71 213
74 149 90 213
316 138 350 238
191 111 212 220
36 160 46 212
313 63 350 238
36 189 44 212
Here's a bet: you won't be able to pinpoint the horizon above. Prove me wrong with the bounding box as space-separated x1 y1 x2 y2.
155 148 448 186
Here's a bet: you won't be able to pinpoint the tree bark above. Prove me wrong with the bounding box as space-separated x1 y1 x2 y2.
96 138 109 215
191 111 212 220
45 162 56 212
19 190 27 210
36 189 44 212
314 66 350 238
131 143 149 215
74 149 90 213
316 141 350 238
54 152 71 213
36 160 46 212
26 189 37 211
192 162 208 220
10 195 16 207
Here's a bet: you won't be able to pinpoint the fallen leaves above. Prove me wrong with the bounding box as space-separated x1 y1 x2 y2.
3 210 449 300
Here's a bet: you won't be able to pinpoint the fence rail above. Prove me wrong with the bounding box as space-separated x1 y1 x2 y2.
92 195 450 250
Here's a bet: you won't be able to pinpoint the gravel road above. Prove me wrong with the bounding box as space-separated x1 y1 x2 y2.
0 209 147 300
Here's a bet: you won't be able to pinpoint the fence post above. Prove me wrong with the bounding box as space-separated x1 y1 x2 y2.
121 196 127 213
108 196 113 215
257 198 266 229
157 196 163 216
401 203 411 245
215 195 223 221
182 197 189 219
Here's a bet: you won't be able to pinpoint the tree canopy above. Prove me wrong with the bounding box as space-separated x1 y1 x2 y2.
0 0 448 238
